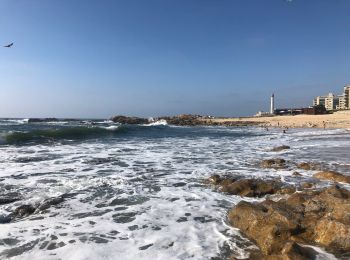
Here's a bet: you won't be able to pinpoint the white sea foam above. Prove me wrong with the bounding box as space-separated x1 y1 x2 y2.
145 119 168 126
0 127 349 259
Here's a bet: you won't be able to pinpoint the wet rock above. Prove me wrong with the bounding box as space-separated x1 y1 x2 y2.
36 196 64 212
110 115 149 125
206 175 293 198
301 182 314 189
313 171 350 184
271 145 290 152
292 171 302 176
297 162 318 171
227 185 350 258
14 205 35 218
206 174 221 185
260 158 286 169
277 186 296 195
277 241 319 260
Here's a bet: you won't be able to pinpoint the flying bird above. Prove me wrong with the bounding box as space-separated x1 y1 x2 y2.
3 43 14 48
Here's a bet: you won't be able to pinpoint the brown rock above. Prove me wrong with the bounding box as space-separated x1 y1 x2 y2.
292 172 302 176
228 185 350 258
314 218 350 252
313 171 350 184
297 162 318 171
260 158 287 169
206 174 221 185
206 176 295 198
221 179 282 197
271 145 290 152
301 182 314 189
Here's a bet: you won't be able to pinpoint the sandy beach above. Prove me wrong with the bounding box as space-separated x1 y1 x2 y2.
205 110 350 129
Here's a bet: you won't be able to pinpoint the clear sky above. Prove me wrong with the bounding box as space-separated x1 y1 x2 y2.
1 0 350 118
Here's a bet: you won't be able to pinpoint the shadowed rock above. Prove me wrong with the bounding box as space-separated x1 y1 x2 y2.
313 171 350 184
271 145 290 152
14 205 35 218
110 116 149 125
36 196 64 212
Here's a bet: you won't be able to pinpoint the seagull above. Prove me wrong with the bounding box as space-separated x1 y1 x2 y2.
3 43 14 48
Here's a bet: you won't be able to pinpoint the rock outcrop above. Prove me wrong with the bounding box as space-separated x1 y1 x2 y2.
110 116 149 125
313 171 350 184
296 162 319 171
228 185 350 258
206 175 295 197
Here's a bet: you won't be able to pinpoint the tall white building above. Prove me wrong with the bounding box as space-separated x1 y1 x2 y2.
270 93 275 114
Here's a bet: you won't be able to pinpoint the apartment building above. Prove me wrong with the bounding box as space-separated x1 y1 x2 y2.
313 84 350 111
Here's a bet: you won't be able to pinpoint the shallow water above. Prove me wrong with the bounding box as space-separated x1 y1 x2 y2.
0 119 349 259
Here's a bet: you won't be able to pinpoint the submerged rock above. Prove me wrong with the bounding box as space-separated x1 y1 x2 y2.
313 171 350 184
0 194 21 205
271 145 290 152
228 185 350 258
260 158 287 169
36 196 64 212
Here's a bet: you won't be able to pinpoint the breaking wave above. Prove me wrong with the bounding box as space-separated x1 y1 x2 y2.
2 126 126 145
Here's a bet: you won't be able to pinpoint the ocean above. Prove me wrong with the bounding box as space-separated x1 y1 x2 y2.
0 119 349 259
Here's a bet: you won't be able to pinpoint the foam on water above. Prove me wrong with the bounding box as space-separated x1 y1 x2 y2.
0 125 349 259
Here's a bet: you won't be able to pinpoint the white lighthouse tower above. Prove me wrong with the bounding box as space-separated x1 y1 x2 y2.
270 93 275 115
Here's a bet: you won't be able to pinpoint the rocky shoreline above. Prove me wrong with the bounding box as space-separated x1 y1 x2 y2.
206 146 350 259
111 114 262 127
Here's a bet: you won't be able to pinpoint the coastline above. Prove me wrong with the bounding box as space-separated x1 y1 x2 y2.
201 110 350 129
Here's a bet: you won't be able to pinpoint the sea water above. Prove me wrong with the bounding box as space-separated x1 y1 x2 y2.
0 119 349 259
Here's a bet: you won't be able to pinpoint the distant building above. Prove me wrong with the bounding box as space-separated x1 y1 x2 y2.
313 84 350 111
275 105 326 116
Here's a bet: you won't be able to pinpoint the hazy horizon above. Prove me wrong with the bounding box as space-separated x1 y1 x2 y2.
1 0 350 118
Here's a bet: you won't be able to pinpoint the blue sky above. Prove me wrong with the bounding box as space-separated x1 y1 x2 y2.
1 0 350 118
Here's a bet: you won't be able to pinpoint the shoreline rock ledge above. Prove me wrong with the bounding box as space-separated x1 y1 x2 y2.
228 185 350 259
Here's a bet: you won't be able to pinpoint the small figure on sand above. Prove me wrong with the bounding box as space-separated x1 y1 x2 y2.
322 121 326 129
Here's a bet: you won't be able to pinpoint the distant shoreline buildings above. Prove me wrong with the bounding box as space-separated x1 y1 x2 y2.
255 84 350 117
313 84 350 111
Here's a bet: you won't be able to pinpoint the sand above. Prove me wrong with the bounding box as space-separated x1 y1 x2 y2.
205 110 350 129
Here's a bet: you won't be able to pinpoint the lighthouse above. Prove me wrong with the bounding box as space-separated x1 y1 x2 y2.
270 93 275 115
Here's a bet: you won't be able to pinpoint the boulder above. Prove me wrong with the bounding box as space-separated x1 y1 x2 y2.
313 171 350 184
271 146 290 152
13 205 35 218
297 162 318 171
206 175 293 197
260 158 287 169
228 185 350 258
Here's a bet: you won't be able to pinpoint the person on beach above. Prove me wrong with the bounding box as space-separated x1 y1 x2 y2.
323 121 326 129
